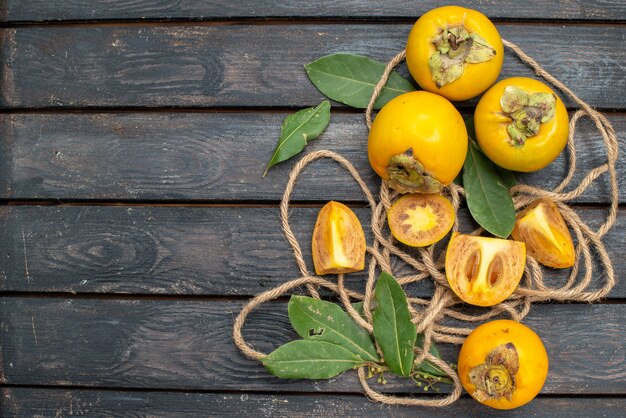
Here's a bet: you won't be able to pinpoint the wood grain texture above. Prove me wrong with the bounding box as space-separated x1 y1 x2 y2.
1 0 625 22
2 388 626 418
0 24 624 109
0 205 622 297
0 298 624 393
0 112 622 202
0 2 621 415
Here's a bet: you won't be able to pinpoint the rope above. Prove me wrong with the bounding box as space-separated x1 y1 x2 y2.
233 39 618 407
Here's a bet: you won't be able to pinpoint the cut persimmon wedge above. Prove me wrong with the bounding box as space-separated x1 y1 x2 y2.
387 193 455 247
312 201 366 275
445 233 526 306
511 198 575 269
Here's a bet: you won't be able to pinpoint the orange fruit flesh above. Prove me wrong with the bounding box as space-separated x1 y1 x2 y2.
511 199 575 269
312 201 366 275
446 233 526 306
387 194 455 247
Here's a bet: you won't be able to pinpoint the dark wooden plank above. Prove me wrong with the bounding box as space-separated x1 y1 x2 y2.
1 0 624 22
0 298 624 394
0 24 624 109
0 112 622 203
2 388 626 418
0 205 622 297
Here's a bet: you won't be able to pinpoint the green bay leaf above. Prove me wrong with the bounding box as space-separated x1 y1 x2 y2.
372 272 417 377
463 141 516 238
262 340 364 379
288 295 378 362
304 54 415 109
465 115 517 190
496 165 518 189
416 333 441 358
352 301 365 318
415 334 448 378
263 100 330 177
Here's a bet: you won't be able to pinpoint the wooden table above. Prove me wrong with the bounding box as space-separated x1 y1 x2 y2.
1 2 624 416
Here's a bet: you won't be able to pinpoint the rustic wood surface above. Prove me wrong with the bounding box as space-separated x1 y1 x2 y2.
1 0 624 22
0 206 623 297
0 112 623 202
0 0 624 416
3 389 626 418
0 25 624 110
1 299 624 393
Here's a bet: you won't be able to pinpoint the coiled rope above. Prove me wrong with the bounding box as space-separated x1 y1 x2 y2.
233 39 618 407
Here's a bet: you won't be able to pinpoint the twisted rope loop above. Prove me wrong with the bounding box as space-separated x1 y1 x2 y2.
233 40 618 407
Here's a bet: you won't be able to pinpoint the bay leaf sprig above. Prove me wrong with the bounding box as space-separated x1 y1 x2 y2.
262 273 450 387
288 295 378 363
461 116 517 238
263 100 331 177
264 54 414 177
372 272 417 376
463 140 517 238
305 54 415 109
263 340 365 379
415 333 449 379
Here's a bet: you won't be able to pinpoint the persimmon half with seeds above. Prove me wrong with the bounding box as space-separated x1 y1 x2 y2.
445 233 526 306
312 201 366 275
511 198 575 268
387 193 455 247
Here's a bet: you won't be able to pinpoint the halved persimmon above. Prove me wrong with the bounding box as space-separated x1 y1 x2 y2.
511 198 575 268
387 193 455 247
445 233 526 306
312 201 366 275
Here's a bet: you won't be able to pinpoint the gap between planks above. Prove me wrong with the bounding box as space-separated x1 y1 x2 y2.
0 106 625 114
2 383 626 399
1 199 371 208
0 291 624 305
1 18 625 29
1 199 623 209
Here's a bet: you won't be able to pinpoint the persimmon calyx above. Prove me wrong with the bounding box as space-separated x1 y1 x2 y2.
469 342 519 402
386 149 444 194
429 25 497 88
500 86 556 146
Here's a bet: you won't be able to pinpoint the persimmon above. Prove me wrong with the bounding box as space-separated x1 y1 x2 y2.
387 193 455 247
511 198 575 268
312 201 366 275
406 6 504 101
458 319 549 410
474 77 569 172
367 91 467 194
445 233 526 306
